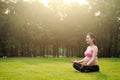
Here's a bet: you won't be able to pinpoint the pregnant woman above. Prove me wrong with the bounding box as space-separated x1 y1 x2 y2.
72 33 99 72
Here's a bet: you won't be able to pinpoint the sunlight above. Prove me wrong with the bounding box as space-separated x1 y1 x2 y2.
63 0 88 5
95 10 101 16
39 0 50 7
24 0 35 2
63 0 73 5
24 0 88 7
76 0 88 5
23 0 89 21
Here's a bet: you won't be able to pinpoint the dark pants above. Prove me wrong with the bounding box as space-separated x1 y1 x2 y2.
73 63 99 72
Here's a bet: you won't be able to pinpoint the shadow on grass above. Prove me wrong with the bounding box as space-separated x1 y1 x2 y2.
74 71 108 80
89 71 107 80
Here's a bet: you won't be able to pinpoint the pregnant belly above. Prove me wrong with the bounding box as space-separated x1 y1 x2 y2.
83 57 91 63
83 56 98 65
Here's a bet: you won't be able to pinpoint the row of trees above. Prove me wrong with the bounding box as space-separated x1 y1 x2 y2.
0 0 120 57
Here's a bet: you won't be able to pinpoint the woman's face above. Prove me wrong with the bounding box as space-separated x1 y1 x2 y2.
86 35 94 44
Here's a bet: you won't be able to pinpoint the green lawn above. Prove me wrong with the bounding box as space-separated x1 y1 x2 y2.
0 57 120 80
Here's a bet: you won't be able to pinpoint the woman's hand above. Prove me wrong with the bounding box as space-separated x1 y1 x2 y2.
81 63 87 66
73 60 79 63
72 59 79 63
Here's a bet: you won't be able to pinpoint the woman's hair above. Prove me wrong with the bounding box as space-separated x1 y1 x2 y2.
87 33 96 45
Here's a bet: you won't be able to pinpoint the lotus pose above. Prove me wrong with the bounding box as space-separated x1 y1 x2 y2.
73 33 99 72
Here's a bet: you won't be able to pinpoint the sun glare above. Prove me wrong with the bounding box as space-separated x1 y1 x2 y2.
24 0 35 2
39 0 88 8
39 0 50 7
76 0 88 5
24 0 88 7
63 0 73 4
63 0 88 5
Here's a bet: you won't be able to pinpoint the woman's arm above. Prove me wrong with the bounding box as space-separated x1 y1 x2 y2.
77 59 84 63
86 46 98 66
72 58 84 63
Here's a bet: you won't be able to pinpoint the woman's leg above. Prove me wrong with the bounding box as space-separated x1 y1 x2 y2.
73 63 82 71
80 65 99 72
90 65 99 72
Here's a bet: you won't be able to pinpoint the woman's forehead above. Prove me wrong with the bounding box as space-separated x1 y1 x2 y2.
86 35 90 38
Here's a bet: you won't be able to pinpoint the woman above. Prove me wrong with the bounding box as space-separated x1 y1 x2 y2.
72 33 99 72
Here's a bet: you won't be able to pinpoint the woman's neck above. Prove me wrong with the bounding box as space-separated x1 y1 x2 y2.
89 43 94 46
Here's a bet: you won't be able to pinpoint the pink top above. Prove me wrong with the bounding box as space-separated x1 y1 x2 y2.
83 45 98 65
84 46 93 57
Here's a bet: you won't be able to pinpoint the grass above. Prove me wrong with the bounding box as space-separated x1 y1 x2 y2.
0 57 120 80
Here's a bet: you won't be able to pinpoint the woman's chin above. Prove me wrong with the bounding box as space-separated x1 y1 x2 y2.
86 42 90 45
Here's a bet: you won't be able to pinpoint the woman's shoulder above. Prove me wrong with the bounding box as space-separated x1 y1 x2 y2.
93 45 98 51
93 45 98 48
88 45 98 50
88 45 98 48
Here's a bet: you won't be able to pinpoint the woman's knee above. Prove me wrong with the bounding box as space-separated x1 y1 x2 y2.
73 63 77 68
73 63 80 67
73 63 81 69
73 63 81 71
95 66 99 71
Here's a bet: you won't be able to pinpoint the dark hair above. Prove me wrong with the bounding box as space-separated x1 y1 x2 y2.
87 33 96 45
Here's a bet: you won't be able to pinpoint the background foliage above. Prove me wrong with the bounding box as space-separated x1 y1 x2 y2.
0 0 120 57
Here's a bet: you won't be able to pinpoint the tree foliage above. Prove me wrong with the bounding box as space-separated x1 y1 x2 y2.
0 0 120 57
